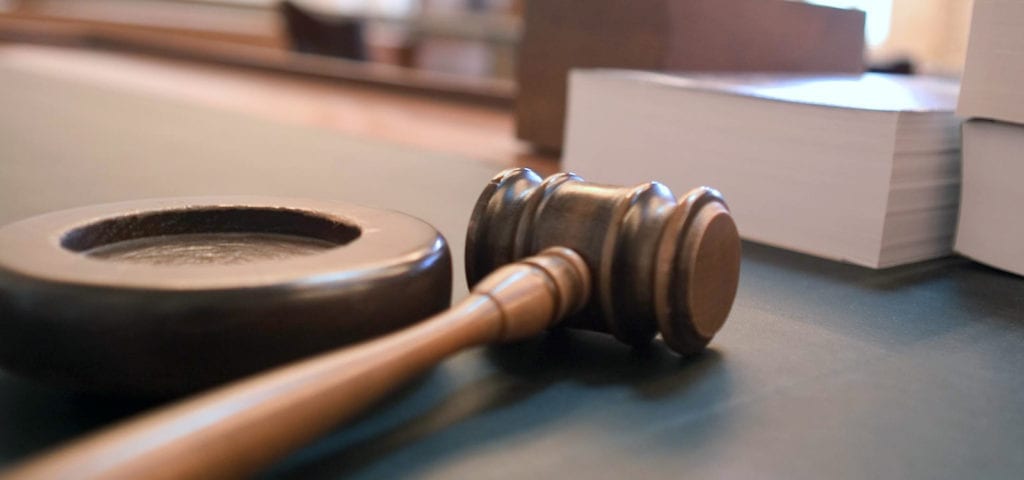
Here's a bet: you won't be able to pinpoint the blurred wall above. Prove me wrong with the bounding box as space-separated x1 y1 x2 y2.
870 0 974 75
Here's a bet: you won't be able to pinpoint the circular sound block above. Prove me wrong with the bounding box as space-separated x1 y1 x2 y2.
0 197 452 397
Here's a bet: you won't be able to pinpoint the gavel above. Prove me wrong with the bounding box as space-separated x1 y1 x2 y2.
3 168 741 479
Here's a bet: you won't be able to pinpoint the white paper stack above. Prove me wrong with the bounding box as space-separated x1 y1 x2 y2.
957 0 1024 126
956 121 1024 276
955 0 1024 276
563 70 961 268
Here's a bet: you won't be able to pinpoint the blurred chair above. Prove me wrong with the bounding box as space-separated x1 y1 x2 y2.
279 1 367 61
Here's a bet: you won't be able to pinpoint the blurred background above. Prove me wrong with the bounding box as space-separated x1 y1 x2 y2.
0 0 978 168
0 0 973 85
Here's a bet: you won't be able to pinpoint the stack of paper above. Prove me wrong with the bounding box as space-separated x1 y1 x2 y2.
954 0 1024 276
563 71 961 268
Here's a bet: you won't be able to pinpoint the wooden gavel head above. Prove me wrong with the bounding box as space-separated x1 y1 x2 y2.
466 168 741 355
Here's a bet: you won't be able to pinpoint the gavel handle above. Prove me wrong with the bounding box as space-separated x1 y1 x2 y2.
3 248 590 480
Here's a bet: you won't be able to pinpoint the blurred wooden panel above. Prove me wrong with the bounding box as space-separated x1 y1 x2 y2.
5 0 283 47
0 1 515 104
0 20 514 105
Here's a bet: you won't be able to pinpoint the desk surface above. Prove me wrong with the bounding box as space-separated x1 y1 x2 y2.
0 43 548 171
1 59 1023 479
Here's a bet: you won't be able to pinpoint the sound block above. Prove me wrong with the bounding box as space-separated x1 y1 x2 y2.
0 197 451 397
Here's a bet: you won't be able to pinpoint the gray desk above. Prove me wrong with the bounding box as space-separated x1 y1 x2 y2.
1 65 1022 479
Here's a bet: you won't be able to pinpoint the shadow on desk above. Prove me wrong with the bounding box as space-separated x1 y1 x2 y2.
0 327 730 478
740 241 1024 346
267 333 730 479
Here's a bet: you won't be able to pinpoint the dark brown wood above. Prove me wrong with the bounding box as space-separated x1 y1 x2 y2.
280 1 367 61
466 168 741 354
0 197 452 397
516 0 866 150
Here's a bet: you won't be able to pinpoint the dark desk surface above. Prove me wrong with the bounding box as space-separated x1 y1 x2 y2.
1 64 1023 479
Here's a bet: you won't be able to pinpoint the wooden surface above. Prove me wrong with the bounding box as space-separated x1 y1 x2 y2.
0 43 552 173
0 59 1023 479
516 0 866 150
2 0 284 48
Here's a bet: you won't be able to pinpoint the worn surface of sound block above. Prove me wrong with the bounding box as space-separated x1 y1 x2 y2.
0 197 452 397
516 0 866 150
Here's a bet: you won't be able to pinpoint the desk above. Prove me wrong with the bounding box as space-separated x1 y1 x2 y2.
1 54 1023 479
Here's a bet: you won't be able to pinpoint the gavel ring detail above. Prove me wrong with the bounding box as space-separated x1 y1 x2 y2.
3 168 741 480
467 168 742 354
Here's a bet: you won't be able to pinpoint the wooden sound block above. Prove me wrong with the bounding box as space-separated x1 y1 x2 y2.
0 197 451 397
